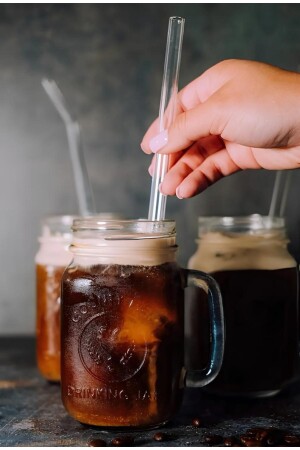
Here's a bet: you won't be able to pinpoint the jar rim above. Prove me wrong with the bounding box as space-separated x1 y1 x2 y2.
39 214 126 238
72 219 176 239
198 214 285 234
42 214 78 226
40 214 78 238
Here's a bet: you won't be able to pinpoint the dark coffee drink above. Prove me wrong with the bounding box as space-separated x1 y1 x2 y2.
188 268 298 395
187 215 299 397
60 219 224 428
61 262 184 428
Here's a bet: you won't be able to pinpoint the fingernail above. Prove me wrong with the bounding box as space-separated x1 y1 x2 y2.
148 165 154 176
176 187 184 199
149 129 168 153
159 183 167 195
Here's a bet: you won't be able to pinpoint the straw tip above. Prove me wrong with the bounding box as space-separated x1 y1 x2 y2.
169 16 185 23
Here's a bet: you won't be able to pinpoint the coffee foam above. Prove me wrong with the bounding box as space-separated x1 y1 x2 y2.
188 232 296 272
35 234 73 267
70 236 177 267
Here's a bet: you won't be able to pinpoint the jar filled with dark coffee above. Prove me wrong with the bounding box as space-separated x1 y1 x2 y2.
61 218 224 428
186 214 299 398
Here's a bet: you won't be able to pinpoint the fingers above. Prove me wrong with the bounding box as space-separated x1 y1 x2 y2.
142 117 161 155
148 151 185 177
143 90 230 156
173 147 241 198
224 141 300 170
149 136 300 199
160 145 207 196
141 101 185 155
148 136 223 197
141 59 240 154
173 144 300 199
141 59 288 156
142 58 300 199
141 90 219 155
148 158 155 176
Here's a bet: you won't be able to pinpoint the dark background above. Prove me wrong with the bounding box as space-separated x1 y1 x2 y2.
1 4 300 333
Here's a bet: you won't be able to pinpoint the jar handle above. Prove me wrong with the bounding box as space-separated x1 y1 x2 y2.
184 269 225 388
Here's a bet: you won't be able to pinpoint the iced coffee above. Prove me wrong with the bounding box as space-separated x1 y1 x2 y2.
36 215 74 382
187 215 299 397
61 219 224 428
36 213 123 382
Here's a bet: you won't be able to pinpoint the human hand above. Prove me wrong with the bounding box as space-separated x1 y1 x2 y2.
141 59 300 198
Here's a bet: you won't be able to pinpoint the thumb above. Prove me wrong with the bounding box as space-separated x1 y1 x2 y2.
148 93 227 155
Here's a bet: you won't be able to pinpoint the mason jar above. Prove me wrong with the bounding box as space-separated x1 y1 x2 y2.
35 213 124 382
61 218 224 429
187 214 299 398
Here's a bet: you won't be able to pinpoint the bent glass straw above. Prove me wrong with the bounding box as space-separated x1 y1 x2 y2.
148 17 185 221
42 79 96 216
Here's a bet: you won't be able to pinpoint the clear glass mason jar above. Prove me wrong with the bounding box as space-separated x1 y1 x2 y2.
35 213 123 382
61 219 224 429
187 214 299 398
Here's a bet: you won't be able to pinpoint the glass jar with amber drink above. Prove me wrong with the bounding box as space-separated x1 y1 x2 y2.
61 218 225 429
36 213 123 382
36 215 75 382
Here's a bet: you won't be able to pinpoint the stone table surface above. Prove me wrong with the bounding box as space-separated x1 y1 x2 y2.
1 337 300 447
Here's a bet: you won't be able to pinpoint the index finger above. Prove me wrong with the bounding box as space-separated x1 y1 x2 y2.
141 60 234 154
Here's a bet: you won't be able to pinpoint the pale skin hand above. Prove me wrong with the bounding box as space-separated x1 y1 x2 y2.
141 59 300 199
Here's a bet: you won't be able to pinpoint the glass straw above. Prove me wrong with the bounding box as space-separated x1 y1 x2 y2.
268 170 292 218
42 79 96 216
148 16 185 221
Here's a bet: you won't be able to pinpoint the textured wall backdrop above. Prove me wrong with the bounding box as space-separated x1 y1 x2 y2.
1 4 300 334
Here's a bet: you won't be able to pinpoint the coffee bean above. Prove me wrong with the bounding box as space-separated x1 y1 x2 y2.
153 432 170 442
88 439 107 447
240 436 262 447
246 427 271 441
245 427 284 445
191 417 202 428
284 434 300 445
204 434 223 445
111 436 134 446
224 437 238 446
246 427 268 436
245 430 257 438
255 430 270 441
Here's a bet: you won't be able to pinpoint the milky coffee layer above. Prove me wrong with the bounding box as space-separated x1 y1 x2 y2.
70 236 177 266
36 232 177 267
188 232 296 272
